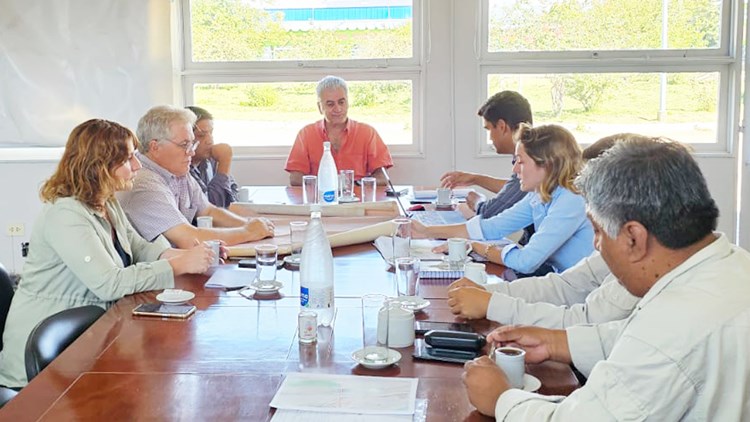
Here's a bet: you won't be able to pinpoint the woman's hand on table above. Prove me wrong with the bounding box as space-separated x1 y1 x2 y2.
168 241 215 275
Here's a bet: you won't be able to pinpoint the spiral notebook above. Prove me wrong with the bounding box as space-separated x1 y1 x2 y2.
419 261 464 279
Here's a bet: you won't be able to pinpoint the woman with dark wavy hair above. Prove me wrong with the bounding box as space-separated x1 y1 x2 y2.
413 124 593 276
0 119 214 388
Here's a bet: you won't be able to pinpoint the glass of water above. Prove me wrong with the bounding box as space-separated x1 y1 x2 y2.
361 176 377 202
254 244 278 288
302 175 318 204
288 221 308 264
395 257 420 297
361 294 389 363
391 218 411 263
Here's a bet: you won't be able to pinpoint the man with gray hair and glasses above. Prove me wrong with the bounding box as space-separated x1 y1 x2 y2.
118 105 274 248
463 138 750 420
285 75 393 186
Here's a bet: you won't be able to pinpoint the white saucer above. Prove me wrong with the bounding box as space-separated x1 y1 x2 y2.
339 196 360 203
246 280 284 293
391 296 431 312
443 255 471 265
156 289 195 304
522 374 541 392
351 347 402 369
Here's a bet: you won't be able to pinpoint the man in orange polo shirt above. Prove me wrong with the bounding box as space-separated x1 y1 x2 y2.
285 75 394 186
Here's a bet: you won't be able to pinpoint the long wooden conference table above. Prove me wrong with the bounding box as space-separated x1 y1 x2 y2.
0 187 579 421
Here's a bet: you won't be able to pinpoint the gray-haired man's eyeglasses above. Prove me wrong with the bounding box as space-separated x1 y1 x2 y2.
163 139 200 153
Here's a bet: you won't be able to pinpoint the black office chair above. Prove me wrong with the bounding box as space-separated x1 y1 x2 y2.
0 262 15 352
24 305 105 382
0 262 18 408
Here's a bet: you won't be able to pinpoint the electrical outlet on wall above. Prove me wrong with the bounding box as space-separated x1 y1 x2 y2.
6 224 25 237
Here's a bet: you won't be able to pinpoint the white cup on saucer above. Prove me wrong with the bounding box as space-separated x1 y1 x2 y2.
464 262 487 285
447 238 472 265
436 188 452 206
494 346 526 389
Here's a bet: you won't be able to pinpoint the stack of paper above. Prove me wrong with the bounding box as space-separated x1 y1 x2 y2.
204 266 256 289
270 373 419 421
413 189 472 201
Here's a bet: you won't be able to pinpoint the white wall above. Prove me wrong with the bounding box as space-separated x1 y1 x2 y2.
0 0 745 272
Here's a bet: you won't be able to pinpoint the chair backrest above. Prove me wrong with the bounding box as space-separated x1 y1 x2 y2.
24 305 105 382
0 262 15 352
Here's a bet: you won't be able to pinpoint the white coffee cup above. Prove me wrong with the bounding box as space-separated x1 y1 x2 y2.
238 186 252 202
196 216 213 228
494 346 526 389
436 188 452 205
464 262 487 285
447 238 472 264
378 304 415 348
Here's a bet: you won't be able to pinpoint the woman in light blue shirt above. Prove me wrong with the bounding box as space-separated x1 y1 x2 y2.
0 119 216 388
413 124 593 275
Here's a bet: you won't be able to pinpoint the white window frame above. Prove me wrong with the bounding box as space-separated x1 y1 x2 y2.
475 0 742 157
177 0 425 158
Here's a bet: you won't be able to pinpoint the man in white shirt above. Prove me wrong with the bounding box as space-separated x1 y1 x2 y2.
446 252 639 328
463 137 750 420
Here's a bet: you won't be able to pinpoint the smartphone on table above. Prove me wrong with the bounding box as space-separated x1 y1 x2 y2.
132 303 196 319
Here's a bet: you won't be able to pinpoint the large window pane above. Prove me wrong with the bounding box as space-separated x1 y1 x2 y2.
488 72 719 143
488 0 721 52
190 0 413 62
193 80 413 147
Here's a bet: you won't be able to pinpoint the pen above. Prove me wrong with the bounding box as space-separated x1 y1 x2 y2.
488 342 496 359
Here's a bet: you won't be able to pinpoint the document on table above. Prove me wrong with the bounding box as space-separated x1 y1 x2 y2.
204 266 255 289
270 373 418 415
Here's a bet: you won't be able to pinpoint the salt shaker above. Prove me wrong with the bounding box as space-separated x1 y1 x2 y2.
298 310 318 343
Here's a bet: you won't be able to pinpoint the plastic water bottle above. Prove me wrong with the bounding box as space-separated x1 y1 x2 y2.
299 210 335 326
317 141 339 204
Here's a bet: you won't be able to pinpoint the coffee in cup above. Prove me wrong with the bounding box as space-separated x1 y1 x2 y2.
494 346 526 388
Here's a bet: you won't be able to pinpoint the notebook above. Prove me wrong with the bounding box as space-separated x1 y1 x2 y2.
419 260 464 279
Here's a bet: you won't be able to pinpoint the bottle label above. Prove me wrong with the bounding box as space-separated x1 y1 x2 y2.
300 286 309 306
301 285 333 309
321 190 336 203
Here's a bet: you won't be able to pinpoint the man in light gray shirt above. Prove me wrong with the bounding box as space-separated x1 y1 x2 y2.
118 105 274 248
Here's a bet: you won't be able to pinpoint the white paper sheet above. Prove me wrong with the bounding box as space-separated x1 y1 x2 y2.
270 373 418 415
271 399 428 422
204 266 256 289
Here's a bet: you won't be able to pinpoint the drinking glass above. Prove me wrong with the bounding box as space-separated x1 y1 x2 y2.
288 221 308 264
361 294 389 363
392 218 411 262
206 240 220 266
360 177 377 202
302 175 318 204
395 257 420 297
254 244 278 288
339 169 355 199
